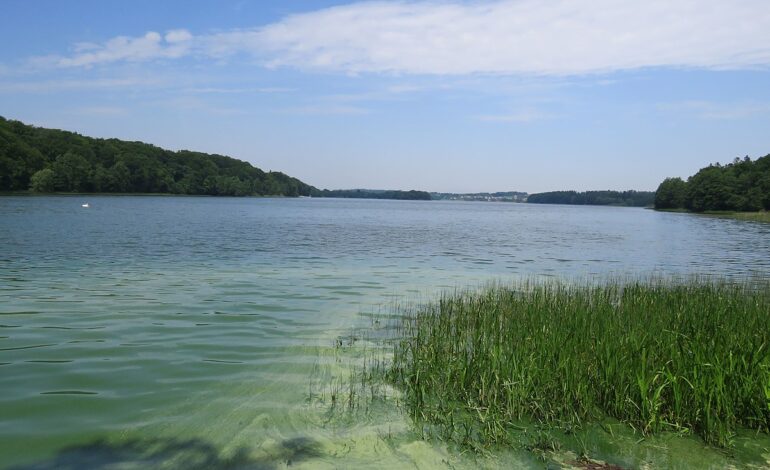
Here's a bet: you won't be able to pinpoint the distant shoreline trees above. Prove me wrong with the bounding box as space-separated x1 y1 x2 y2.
526 190 655 207
316 189 431 200
0 116 437 201
0 116 315 197
654 155 770 212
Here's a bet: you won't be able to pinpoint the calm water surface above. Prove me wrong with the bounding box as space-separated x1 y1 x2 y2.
1 196 769 468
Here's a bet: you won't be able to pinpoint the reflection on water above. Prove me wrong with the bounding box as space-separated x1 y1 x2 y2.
1 196 768 468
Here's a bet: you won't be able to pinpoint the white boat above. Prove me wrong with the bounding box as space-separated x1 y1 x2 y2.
81 203 90 208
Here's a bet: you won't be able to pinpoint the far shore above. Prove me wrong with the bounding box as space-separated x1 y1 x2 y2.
0 191 286 198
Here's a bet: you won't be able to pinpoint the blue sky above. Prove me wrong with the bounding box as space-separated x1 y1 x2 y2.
2 0 769 193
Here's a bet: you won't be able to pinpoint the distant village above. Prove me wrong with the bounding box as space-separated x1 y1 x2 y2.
430 191 528 202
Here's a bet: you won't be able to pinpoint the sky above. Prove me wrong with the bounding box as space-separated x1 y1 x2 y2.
1 0 770 193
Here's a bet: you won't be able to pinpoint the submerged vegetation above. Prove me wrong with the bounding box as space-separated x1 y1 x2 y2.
378 279 770 452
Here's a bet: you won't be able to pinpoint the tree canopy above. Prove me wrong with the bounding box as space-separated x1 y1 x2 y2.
654 155 770 212
527 190 655 207
0 116 316 197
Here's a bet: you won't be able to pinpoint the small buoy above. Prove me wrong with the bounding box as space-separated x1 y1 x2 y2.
81 203 89 208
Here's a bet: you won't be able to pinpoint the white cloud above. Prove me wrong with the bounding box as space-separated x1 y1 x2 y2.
28 1 770 75
253 0 770 75
165 29 193 44
55 29 193 67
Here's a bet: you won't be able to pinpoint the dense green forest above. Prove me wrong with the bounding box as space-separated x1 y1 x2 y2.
0 116 315 197
316 189 431 200
526 190 655 207
655 155 770 212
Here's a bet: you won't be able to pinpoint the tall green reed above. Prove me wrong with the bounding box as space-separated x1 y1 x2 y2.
387 278 770 448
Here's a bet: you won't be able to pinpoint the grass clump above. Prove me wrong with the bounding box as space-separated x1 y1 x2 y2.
388 279 770 448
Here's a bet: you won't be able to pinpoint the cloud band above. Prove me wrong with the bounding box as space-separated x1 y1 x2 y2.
35 0 770 75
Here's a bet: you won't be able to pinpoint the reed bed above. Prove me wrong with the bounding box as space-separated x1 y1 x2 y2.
387 279 770 448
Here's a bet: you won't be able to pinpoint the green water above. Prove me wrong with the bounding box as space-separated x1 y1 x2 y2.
1 196 769 468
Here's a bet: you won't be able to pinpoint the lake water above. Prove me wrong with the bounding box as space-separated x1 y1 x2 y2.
1 196 769 469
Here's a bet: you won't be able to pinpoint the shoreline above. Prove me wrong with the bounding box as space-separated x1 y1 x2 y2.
351 278 770 468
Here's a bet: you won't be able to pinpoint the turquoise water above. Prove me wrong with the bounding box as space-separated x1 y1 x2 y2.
1 196 769 469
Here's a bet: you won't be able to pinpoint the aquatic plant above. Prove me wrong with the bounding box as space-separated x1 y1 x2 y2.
386 279 770 448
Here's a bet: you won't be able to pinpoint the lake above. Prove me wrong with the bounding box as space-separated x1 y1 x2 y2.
1 196 769 469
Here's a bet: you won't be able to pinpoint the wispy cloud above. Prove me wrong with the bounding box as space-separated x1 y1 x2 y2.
280 105 370 116
659 100 770 120
255 0 770 75
22 0 770 76
184 86 294 94
49 30 193 68
474 109 557 123
0 77 158 93
150 96 250 116
385 84 424 94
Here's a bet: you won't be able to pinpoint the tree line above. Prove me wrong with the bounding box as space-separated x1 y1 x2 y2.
317 189 431 200
0 116 315 197
527 190 655 207
655 155 770 212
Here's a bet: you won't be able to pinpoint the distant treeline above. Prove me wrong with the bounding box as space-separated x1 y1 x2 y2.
431 191 527 202
655 155 770 212
0 116 315 197
317 189 431 200
527 190 655 207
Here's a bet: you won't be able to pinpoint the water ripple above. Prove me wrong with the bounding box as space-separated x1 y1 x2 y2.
1 196 768 468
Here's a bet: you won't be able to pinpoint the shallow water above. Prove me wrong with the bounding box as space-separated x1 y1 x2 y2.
1 196 769 468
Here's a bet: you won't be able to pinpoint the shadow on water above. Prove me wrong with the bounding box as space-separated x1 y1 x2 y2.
10 436 323 470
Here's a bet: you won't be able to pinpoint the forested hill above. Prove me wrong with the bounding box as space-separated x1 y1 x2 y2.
527 190 655 207
0 116 316 197
654 155 770 212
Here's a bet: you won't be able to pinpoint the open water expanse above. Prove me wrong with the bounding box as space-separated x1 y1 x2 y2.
1 196 769 469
